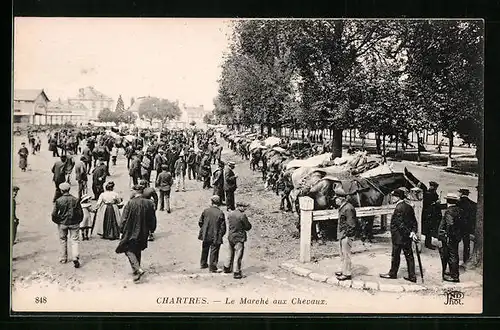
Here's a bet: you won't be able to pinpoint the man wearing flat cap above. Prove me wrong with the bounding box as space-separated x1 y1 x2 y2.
223 202 252 279
422 181 441 250
91 159 108 200
333 188 357 281
380 188 418 283
155 164 174 213
438 193 466 282
51 182 83 268
212 161 225 205
457 188 476 264
198 195 226 272
224 161 238 211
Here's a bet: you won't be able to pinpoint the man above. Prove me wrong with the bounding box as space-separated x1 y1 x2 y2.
52 155 69 203
200 152 212 189
74 156 88 200
12 186 20 245
154 150 164 178
212 161 225 204
91 160 108 200
198 195 226 272
140 152 153 183
422 181 441 250
115 184 157 283
156 164 173 213
457 188 477 264
174 155 186 192
224 161 238 211
186 148 197 180
333 189 357 281
276 173 292 212
223 202 252 279
139 179 158 241
129 153 142 187
64 154 76 184
51 182 83 268
438 193 465 283
380 188 419 283
81 143 93 174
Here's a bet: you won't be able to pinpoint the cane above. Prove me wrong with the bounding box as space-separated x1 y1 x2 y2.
415 240 425 283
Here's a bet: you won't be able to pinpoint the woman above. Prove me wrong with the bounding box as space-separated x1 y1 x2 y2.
92 181 123 240
18 142 29 171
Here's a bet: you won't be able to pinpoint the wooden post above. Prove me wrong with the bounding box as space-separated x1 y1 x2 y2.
299 196 314 263
409 187 424 250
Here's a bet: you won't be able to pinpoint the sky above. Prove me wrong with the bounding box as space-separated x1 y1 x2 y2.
13 18 234 110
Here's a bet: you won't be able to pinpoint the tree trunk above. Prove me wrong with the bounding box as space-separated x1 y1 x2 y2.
382 134 386 163
395 134 399 158
416 131 421 163
301 129 305 141
447 130 453 167
466 138 483 269
330 128 343 159
349 129 352 148
375 133 382 155
361 133 365 151
260 124 264 135
267 125 272 136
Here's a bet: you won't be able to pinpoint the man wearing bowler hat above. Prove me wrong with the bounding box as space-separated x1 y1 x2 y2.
198 195 226 272
422 181 441 250
223 202 252 279
380 188 419 283
212 161 225 204
438 193 465 282
457 188 476 264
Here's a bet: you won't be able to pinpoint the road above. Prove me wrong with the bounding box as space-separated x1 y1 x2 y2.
11 134 480 313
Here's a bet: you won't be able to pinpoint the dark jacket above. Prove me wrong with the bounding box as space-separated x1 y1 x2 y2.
187 153 196 166
227 209 252 243
156 171 173 192
212 168 224 187
438 205 465 242
174 158 186 175
457 196 477 234
51 193 83 226
422 189 441 236
224 168 237 192
154 154 163 172
390 200 418 245
116 195 157 253
143 187 158 210
337 201 357 239
198 206 226 245
129 157 141 176
92 164 107 187
52 160 68 184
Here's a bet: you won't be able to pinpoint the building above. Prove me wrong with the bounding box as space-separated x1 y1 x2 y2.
13 89 50 125
180 103 211 125
68 86 114 122
46 99 88 125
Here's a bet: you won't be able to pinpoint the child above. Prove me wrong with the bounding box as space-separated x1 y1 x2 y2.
80 194 93 241
111 145 119 166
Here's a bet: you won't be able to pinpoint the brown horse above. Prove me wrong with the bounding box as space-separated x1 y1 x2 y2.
295 167 422 240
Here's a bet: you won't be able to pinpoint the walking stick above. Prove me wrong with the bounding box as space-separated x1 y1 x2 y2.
415 240 424 283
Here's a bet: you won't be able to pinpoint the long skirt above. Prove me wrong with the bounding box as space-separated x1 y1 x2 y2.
93 204 121 240
19 156 27 170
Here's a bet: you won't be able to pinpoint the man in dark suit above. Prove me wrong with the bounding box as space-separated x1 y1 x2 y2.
223 202 252 279
457 188 476 264
198 195 226 272
333 189 357 281
380 188 419 283
91 160 108 201
51 155 69 203
438 193 465 282
422 181 441 250
224 161 238 211
155 164 173 213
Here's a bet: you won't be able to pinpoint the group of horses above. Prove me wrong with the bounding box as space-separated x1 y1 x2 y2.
221 129 427 240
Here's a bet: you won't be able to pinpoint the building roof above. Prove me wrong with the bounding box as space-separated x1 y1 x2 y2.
47 99 88 113
70 86 113 101
14 89 50 102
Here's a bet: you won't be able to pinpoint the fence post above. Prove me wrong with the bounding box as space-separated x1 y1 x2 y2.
409 187 424 250
299 196 314 263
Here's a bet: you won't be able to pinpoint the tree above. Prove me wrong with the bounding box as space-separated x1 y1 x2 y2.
155 99 182 128
97 108 118 123
203 112 215 124
138 97 160 125
121 110 137 124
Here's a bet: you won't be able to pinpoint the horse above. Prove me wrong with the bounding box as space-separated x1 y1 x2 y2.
295 167 422 241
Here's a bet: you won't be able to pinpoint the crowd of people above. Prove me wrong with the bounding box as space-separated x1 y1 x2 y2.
13 126 254 283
